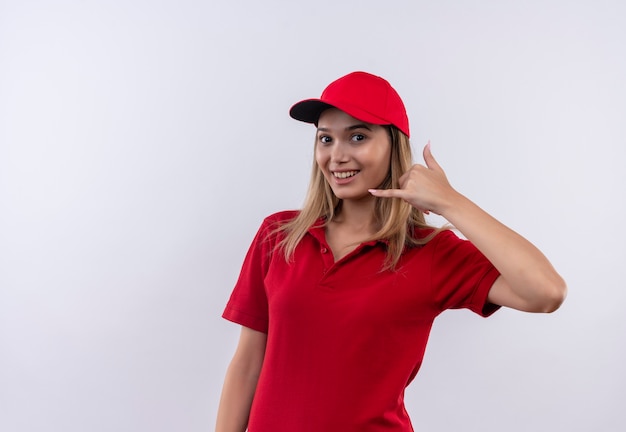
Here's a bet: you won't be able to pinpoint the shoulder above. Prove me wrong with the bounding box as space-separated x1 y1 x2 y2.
255 210 301 240
263 210 300 224
431 228 460 243
427 229 468 253
261 210 301 229
426 229 487 264
410 226 457 245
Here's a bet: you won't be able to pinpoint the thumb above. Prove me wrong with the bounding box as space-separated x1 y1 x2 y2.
423 141 442 171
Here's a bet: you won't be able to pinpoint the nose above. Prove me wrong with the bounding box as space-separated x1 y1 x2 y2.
330 141 349 163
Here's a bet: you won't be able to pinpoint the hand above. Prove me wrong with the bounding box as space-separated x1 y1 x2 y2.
369 143 458 215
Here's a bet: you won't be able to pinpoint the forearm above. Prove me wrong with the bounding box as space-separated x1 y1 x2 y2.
216 327 266 432
441 191 566 311
368 143 566 312
215 359 261 432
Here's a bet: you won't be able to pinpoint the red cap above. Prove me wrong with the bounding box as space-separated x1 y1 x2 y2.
289 71 410 137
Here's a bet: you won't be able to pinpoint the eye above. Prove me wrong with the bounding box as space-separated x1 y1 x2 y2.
351 134 366 142
318 135 332 144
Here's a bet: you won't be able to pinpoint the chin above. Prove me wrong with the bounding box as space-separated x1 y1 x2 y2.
331 190 373 202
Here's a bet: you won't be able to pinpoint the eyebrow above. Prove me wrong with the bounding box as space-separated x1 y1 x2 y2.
317 124 373 133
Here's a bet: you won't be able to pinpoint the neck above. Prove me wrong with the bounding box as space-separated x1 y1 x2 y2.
332 197 378 234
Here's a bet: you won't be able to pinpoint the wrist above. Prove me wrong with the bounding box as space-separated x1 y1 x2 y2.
435 189 466 217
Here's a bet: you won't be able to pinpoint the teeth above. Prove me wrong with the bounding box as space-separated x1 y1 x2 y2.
333 171 358 179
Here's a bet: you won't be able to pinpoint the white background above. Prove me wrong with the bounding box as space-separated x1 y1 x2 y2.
1 1 625 431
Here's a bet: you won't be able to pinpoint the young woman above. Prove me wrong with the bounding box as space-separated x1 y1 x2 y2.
216 71 566 432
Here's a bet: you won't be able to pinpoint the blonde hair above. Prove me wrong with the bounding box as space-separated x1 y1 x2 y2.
276 126 441 270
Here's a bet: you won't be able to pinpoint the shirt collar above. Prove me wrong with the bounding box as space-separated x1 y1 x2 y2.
306 217 389 246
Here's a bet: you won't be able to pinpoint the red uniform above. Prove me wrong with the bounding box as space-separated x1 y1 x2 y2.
223 211 500 431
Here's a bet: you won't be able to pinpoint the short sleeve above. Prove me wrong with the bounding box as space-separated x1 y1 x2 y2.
431 230 501 317
222 217 278 333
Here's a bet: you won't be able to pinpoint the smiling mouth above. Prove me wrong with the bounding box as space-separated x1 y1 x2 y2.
332 170 359 179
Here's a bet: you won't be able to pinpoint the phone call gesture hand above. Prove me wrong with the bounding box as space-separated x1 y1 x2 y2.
369 142 459 216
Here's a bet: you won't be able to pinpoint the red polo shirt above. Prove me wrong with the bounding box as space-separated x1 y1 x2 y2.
223 211 500 432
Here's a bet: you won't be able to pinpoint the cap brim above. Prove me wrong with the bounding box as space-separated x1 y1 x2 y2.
289 99 390 127
289 99 333 124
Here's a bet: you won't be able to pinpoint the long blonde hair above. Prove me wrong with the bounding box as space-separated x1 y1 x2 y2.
276 125 441 269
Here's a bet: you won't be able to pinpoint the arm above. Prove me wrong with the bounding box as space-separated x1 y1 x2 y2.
370 143 566 313
216 326 267 432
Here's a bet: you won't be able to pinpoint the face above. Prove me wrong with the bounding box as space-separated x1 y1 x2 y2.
315 108 392 202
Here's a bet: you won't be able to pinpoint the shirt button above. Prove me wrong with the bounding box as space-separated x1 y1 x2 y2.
321 247 328 253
